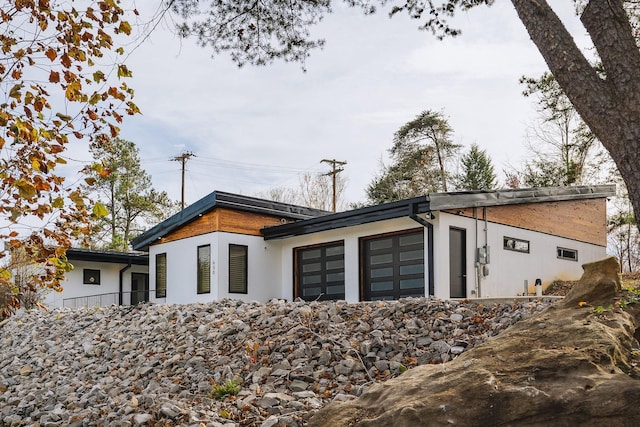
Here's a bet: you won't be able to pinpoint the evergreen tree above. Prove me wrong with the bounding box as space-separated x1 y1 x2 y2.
455 144 497 190
86 138 178 251
366 110 460 204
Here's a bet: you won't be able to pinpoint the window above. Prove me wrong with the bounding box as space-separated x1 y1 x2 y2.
229 244 248 294
557 247 578 261
503 237 530 253
295 241 345 301
362 229 425 301
155 253 167 298
83 269 100 285
197 245 211 294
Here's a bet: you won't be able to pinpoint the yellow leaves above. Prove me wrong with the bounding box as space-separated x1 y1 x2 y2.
92 70 105 83
126 101 140 115
48 255 73 273
92 202 108 218
88 92 101 105
65 80 82 101
14 179 37 199
117 64 132 78
0 0 138 302
578 301 589 308
52 196 64 208
118 21 131 35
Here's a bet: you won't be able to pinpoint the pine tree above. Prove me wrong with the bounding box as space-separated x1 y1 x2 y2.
86 138 177 251
455 144 497 191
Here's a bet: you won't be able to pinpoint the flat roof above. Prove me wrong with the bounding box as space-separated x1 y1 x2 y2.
262 185 616 240
66 248 149 265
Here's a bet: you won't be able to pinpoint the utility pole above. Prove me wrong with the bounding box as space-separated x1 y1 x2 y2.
321 158 347 212
171 151 195 210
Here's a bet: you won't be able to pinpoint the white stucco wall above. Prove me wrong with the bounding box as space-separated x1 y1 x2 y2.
216 232 282 302
434 212 607 299
46 260 148 308
148 232 280 305
149 233 220 305
143 210 607 305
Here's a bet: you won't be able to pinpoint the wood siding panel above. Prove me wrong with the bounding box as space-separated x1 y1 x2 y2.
217 208 285 236
444 198 607 246
155 208 286 245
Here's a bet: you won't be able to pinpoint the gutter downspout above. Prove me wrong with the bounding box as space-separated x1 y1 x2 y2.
409 202 435 297
119 260 132 305
475 207 480 298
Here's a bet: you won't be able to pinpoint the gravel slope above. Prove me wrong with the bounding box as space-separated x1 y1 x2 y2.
0 297 553 426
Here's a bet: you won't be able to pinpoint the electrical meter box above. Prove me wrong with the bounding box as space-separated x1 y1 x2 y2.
476 246 490 264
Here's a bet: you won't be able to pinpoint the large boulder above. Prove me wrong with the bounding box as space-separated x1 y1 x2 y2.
308 257 640 427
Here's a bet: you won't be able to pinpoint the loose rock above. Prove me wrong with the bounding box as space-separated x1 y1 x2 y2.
0 297 555 425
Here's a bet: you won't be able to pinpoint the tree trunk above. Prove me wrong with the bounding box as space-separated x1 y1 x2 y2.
434 137 448 192
510 0 640 227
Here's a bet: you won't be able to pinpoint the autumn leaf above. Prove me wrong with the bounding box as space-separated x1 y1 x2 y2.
52 196 64 208
69 191 85 208
118 21 132 35
92 202 109 218
14 180 37 199
9 84 22 99
0 0 136 317
55 112 73 122
45 47 56 61
117 64 132 78
93 70 105 83
48 71 59 83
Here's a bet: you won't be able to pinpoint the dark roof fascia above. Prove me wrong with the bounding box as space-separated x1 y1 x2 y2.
427 185 616 211
131 191 330 251
262 185 616 240
214 191 330 218
66 248 148 266
262 196 429 240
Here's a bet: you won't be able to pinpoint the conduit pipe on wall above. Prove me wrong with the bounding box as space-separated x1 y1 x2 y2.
475 208 480 298
119 261 132 305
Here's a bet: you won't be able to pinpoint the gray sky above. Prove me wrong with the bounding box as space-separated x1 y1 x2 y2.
67 1 591 207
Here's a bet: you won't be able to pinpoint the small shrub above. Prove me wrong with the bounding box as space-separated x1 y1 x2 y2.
210 379 241 400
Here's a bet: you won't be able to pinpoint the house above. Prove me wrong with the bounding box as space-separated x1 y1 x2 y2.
45 248 149 308
131 185 615 304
